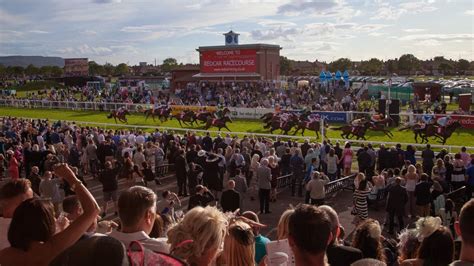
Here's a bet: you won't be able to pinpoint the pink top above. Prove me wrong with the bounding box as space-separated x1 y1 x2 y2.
343 148 353 164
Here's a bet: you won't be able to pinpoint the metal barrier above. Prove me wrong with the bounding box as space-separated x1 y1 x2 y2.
446 186 467 211
156 163 174 177
275 172 356 197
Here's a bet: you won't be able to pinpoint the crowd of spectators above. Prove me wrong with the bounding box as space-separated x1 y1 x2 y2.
0 115 473 265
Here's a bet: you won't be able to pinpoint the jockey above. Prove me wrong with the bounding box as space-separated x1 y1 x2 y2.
214 104 224 119
280 112 291 128
351 118 365 134
117 106 126 116
436 115 451 134
152 99 160 114
420 113 434 129
371 113 385 123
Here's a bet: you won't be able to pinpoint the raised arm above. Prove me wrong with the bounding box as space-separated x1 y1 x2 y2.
40 163 100 261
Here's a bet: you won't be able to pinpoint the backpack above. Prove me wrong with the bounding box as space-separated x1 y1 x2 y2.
127 241 187 266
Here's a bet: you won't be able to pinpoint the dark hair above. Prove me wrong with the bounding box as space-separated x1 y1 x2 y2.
62 195 80 214
352 219 386 262
420 173 429 181
417 227 454 265
359 179 368 191
455 153 461 160
459 199 474 245
288 204 331 254
0 179 32 200
8 198 56 251
149 214 164 238
118 186 157 227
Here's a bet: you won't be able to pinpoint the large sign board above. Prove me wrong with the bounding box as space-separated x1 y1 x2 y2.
201 49 257 73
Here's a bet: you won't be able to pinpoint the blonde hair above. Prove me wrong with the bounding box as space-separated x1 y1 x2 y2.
223 220 255 266
408 165 416 174
277 209 295 240
167 206 227 262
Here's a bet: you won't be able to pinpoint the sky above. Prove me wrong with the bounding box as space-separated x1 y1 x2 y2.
0 0 473 65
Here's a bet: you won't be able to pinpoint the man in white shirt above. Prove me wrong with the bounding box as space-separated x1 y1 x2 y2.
0 179 34 250
108 186 169 253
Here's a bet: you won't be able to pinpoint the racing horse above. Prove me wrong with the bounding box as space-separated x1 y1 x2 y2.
170 110 196 127
194 111 214 124
293 119 328 139
107 109 130 124
400 120 462 144
143 106 172 123
204 116 233 131
369 116 395 138
264 115 299 135
331 121 372 140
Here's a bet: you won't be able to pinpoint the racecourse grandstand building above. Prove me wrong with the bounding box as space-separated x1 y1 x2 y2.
192 31 281 82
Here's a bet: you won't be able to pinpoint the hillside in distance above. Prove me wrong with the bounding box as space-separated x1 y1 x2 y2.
0 56 64 67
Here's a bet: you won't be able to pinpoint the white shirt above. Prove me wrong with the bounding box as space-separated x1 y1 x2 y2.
98 133 105 144
136 135 145 145
0 217 11 250
128 134 136 146
108 230 169 253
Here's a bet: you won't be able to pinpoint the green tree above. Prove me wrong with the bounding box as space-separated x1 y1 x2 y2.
457 59 470 74
438 63 453 75
161 57 178 73
103 63 115 76
25 64 40 76
398 54 420 74
328 58 352 72
114 63 129 76
280 56 293 75
385 59 398 74
7 66 25 77
89 61 105 76
51 66 63 77
358 58 383 75
40 66 53 77
0 64 6 78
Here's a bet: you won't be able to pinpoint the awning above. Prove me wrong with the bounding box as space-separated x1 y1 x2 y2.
192 72 261 78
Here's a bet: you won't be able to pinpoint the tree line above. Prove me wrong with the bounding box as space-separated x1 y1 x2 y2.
280 54 473 76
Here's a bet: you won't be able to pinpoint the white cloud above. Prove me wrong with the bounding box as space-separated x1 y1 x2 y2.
0 8 28 26
399 33 474 41
465 10 474 15
93 0 122 3
372 0 438 20
29 30 49 34
82 30 98 35
403 28 426 33
413 39 441 46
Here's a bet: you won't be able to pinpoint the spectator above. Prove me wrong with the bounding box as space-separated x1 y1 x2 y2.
168 206 227 266
326 148 339 181
397 229 421 264
290 149 304 197
0 179 34 250
6 150 19 180
277 208 294 240
220 180 240 213
222 220 255 266
39 170 63 216
187 161 203 196
432 158 447 186
62 195 82 221
401 217 454 265
98 161 119 217
405 164 419 218
357 147 371 177
353 178 372 222
242 211 270 265
288 204 332 266
452 153 466 191
341 142 353 176
320 205 363 266
175 149 188 196
27 166 41 195
386 177 408 235
306 171 330 206
187 185 215 210
405 145 417 165
452 199 474 265
257 158 272 214
0 164 100 266
415 173 433 217
231 168 248 210
422 144 435 177
109 186 169 253
465 159 474 200
352 219 387 263
460 147 470 167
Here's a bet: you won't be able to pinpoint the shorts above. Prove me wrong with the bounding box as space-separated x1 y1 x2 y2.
103 190 118 202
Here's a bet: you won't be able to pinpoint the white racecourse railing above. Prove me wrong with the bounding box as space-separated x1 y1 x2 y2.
3 115 473 152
